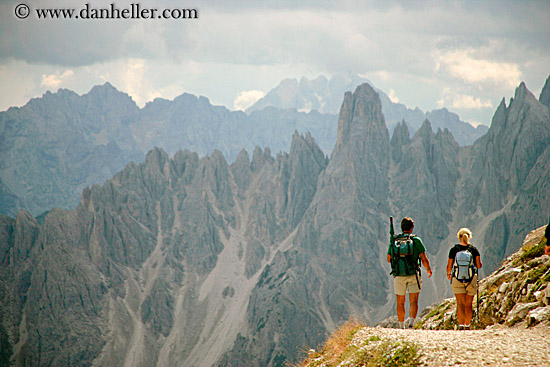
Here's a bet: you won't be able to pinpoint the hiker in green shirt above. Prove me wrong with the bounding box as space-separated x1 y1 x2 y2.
387 217 432 329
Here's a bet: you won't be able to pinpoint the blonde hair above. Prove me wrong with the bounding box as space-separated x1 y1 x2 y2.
457 228 472 244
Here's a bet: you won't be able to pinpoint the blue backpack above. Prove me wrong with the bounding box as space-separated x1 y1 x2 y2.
453 250 476 283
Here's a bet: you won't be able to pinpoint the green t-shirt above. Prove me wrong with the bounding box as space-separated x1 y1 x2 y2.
388 234 426 276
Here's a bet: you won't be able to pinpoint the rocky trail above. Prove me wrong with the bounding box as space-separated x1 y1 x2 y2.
353 325 550 366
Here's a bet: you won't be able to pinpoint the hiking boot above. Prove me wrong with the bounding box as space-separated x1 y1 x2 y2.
405 317 415 329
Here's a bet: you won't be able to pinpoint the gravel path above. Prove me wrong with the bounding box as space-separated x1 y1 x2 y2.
354 325 550 366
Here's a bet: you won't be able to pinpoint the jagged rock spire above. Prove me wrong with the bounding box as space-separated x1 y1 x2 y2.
539 75 550 107
334 83 386 156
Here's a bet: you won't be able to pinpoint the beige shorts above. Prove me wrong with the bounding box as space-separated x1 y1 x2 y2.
394 274 422 296
451 274 478 296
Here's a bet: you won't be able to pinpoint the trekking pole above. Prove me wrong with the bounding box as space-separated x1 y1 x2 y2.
477 271 480 324
390 216 394 243
389 216 397 276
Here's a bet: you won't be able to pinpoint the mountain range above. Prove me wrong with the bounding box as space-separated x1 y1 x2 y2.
0 76 549 366
247 73 488 143
0 74 487 218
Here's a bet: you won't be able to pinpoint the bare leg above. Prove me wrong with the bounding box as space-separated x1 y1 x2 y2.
409 292 419 318
464 294 475 325
396 295 406 322
455 293 466 325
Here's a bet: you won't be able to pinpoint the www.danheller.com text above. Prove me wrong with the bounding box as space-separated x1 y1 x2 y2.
14 3 198 20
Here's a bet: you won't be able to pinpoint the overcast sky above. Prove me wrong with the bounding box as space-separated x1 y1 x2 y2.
1 0 549 126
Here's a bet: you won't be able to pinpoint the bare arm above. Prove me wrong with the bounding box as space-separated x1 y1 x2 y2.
419 252 432 277
475 256 482 269
446 258 454 280
387 254 392 263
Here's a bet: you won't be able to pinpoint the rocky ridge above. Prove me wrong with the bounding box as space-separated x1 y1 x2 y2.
0 130 329 367
0 87 335 218
5 71 545 223
0 72 497 219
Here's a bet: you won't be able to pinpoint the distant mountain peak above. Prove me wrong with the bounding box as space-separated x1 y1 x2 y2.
87 81 123 97
248 73 487 146
92 81 117 91
87 82 137 106
247 73 371 115
514 81 532 101
420 118 433 130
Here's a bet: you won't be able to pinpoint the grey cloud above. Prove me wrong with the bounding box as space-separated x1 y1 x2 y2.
1 0 548 71
0 0 194 66
0 1 126 65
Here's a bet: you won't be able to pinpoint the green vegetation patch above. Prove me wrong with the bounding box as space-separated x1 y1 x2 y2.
351 339 423 367
298 327 423 367
527 261 550 282
520 237 547 264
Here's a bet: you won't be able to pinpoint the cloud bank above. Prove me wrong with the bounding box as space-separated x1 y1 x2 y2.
1 0 548 125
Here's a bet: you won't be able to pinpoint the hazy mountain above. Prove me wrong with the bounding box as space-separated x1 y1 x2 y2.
0 86 335 218
0 79 548 367
247 73 488 146
0 83 143 217
246 73 368 115
136 95 336 161
0 75 489 219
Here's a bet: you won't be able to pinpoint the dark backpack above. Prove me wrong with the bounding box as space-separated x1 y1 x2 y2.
452 249 476 283
390 234 420 277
